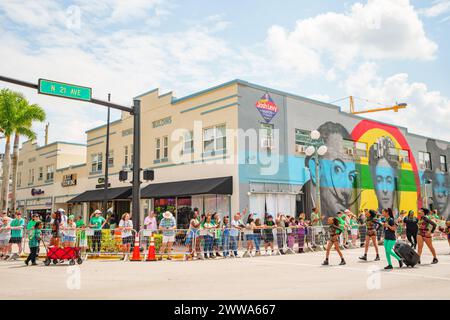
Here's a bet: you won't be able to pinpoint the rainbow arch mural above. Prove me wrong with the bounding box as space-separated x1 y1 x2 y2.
351 120 422 213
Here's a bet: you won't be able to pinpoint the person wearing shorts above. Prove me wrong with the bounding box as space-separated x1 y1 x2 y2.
159 211 176 260
349 214 359 247
263 215 275 255
9 212 25 259
62 215 77 247
0 217 12 260
417 208 438 264
119 213 134 257
322 217 346 266
359 210 381 261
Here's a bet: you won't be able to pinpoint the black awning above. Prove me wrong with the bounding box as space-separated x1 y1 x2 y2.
67 186 132 203
140 176 232 199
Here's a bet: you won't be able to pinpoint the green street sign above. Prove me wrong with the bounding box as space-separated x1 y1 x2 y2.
38 78 92 101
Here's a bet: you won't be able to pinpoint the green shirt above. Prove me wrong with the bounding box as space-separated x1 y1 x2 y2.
29 229 41 247
350 219 359 229
311 212 322 226
337 216 346 227
76 220 86 240
10 218 25 238
89 216 105 230
26 220 37 231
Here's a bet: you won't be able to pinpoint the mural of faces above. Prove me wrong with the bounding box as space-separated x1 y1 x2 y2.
307 122 359 217
369 136 398 212
424 139 450 218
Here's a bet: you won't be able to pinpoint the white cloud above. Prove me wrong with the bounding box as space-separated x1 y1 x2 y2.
420 0 450 18
266 0 438 74
343 63 450 141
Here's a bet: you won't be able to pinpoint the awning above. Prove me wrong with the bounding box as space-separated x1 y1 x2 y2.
67 186 132 203
139 176 233 199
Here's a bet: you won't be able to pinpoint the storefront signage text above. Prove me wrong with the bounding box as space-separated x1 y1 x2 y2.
152 116 172 128
31 188 45 196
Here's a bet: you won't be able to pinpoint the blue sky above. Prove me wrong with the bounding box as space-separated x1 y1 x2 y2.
0 0 449 148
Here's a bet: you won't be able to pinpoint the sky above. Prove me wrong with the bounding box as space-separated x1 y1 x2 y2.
0 0 449 150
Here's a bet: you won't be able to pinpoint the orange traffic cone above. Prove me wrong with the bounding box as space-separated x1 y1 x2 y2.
146 236 157 261
130 233 141 261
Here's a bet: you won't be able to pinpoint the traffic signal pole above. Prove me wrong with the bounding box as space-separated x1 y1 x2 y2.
0 75 142 229
131 99 141 230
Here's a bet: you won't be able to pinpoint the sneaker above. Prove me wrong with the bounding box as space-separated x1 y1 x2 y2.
216 252 222 257
322 259 329 266
398 260 403 268
418 259 421 265
374 255 380 261
24 260 29 266
384 265 393 270
167 256 172 261
431 258 438 264
359 255 367 261
339 259 346 266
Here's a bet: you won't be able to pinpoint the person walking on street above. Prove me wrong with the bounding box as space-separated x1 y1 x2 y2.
25 221 42 266
382 208 403 270
417 208 438 265
159 211 176 260
359 210 381 261
322 217 346 266
403 210 418 249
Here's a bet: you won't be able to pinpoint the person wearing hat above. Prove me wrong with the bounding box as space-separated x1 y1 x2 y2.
89 210 106 254
158 211 176 260
62 215 77 247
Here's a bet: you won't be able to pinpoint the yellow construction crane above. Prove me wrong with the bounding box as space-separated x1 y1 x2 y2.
349 96 407 115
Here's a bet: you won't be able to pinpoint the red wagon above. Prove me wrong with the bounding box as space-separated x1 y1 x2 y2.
43 246 83 266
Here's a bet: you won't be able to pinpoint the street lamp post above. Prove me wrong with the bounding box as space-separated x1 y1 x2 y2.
304 130 328 215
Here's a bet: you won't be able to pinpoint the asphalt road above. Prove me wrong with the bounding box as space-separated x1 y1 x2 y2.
1 241 449 300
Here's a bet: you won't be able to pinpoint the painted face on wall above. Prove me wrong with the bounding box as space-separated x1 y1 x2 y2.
310 131 358 216
432 172 449 214
374 158 396 210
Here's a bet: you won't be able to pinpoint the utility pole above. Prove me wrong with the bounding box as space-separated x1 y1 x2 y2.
45 123 49 145
102 93 111 219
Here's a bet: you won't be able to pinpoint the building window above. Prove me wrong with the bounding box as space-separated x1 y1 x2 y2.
355 142 368 157
183 131 194 154
155 138 161 160
440 155 447 172
419 151 432 170
203 124 226 154
28 169 34 185
399 149 410 163
295 129 310 145
163 136 168 159
124 146 129 166
38 167 43 181
108 150 114 167
260 123 274 149
17 172 21 187
343 139 355 156
46 165 54 181
91 153 103 173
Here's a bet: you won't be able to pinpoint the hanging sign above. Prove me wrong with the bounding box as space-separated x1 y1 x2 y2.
256 93 278 123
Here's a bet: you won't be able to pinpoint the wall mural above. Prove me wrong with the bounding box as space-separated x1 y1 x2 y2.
423 139 450 218
304 119 449 218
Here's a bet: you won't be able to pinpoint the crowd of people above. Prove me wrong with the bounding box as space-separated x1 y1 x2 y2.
0 205 448 267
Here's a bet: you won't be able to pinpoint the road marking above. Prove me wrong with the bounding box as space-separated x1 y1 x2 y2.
253 258 450 282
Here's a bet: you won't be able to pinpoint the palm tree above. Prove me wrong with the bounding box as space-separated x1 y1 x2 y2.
0 89 46 211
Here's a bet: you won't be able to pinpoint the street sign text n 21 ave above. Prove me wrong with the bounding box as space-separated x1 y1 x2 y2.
38 79 92 101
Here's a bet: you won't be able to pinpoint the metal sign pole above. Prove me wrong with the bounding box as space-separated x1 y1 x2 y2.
131 99 141 230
